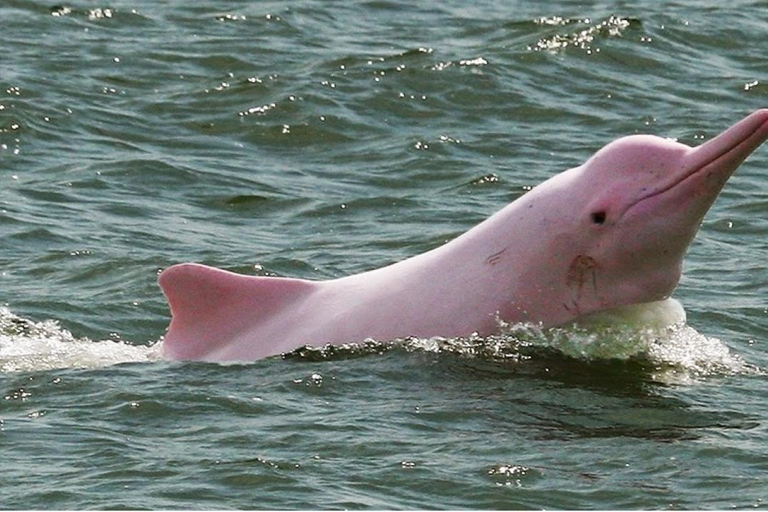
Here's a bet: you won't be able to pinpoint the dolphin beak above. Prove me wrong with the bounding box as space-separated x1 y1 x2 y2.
623 109 768 222
685 109 768 178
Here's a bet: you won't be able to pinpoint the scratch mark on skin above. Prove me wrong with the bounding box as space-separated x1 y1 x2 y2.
566 255 598 313
486 247 507 266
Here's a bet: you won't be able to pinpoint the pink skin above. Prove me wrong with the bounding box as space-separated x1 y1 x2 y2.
160 110 768 362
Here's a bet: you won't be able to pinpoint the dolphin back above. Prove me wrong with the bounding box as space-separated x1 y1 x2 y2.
158 263 317 360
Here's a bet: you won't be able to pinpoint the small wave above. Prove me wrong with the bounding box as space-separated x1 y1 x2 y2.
287 299 757 384
528 15 638 53
0 307 162 373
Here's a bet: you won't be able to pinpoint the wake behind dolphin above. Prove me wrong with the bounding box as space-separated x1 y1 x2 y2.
159 110 768 363
0 307 161 373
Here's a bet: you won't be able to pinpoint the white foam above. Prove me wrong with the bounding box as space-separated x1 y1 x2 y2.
574 298 686 330
498 299 756 383
390 299 754 383
0 307 162 373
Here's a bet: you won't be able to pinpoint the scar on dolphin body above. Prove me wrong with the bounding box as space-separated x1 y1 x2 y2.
564 255 598 314
485 247 507 266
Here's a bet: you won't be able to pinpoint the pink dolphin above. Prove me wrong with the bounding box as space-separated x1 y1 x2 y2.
159 109 768 362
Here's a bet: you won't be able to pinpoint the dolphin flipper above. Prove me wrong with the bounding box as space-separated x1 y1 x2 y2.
159 263 316 360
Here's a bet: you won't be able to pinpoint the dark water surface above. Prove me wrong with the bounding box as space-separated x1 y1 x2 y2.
2 0 768 509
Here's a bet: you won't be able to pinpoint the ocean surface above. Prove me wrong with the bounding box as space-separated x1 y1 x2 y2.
2 0 768 509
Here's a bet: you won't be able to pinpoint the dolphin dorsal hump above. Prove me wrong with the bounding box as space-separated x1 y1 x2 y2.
158 262 316 360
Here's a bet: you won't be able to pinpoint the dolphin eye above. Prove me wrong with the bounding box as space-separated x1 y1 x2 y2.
591 211 607 225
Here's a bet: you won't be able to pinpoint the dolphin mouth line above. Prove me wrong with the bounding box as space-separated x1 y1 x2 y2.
623 117 768 217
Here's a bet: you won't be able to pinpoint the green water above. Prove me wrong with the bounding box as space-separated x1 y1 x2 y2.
2 0 768 509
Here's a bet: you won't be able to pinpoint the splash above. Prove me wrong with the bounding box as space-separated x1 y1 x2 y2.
0 307 162 373
1 300 753 382
289 299 757 383
504 299 756 383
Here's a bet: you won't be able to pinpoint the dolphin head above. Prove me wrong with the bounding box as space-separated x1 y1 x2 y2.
514 110 768 324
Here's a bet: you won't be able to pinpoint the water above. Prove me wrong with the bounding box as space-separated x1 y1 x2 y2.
2 0 768 508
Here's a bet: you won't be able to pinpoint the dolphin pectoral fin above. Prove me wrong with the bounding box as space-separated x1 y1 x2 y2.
158 263 316 361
